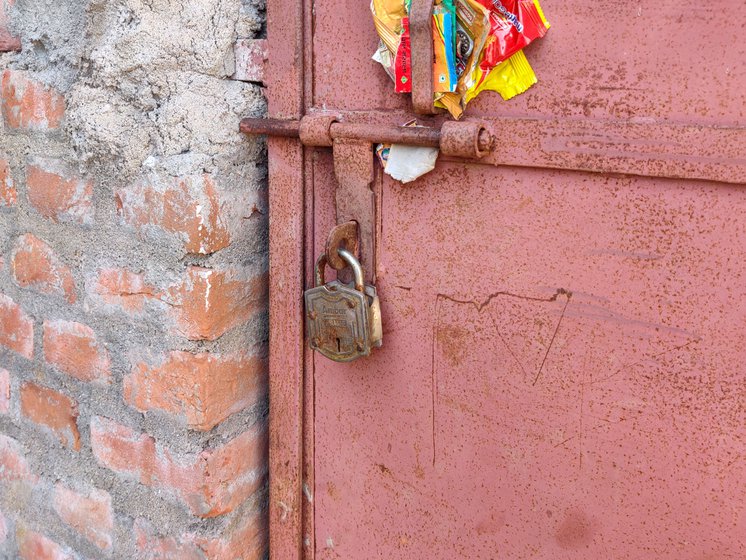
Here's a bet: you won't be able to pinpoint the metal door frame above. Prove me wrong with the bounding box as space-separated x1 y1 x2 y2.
265 0 313 558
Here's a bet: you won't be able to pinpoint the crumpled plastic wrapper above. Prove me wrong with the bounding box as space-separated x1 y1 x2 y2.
376 120 439 184
371 0 550 119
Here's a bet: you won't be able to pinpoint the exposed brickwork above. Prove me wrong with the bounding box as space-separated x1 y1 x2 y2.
0 158 17 206
53 484 114 551
124 349 267 431
20 382 81 451
16 526 73 560
0 0 268 557
0 433 36 482
43 319 112 383
0 0 21 52
116 174 231 255
191 507 267 560
11 234 77 303
89 267 159 314
0 368 9 414
134 519 204 560
135 507 267 560
232 38 268 83
0 293 33 359
1 70 64 130
169 266 268 341
91 416 267 518
26 158 95 226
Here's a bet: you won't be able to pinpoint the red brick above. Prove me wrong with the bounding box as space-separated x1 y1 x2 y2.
91 416 267 517
134 519 203 560
1 70 64 130
11 234 76 303
169 266 268 341
135 508 266 560
116 174 230 255
232 39 268 83
0 158 17 206
53 484 113 551
124 350 267 431
0 368 9 414
0 433 36 482
0 293 33 359
16 526 73 560
26 158 94 226
43 320 111 383
0 0 21 52
190 507 267 560
20 383 80 451
89 267 159 314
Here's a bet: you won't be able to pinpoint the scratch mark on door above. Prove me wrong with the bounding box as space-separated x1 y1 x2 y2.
583 338 701 387
431 288 572 466
532 292 573 386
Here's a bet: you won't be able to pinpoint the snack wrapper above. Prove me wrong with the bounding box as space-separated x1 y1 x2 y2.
373 40 396 80
371 0 407 53
372 0 549 120
434 0 490 117
432 0 458 93
454 0 491 88
475 0 550 69
394 17 413 93
465 48 536 104
436 48 537 117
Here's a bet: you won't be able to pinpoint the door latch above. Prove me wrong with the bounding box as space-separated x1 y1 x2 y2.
240 114 496 279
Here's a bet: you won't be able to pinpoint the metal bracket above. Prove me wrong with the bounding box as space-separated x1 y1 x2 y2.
409 0 437 115
331 139 376 279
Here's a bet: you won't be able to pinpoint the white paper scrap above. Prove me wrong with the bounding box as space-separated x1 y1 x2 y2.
383 144 439 184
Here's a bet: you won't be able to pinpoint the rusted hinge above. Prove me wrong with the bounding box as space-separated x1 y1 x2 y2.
240 114 496 279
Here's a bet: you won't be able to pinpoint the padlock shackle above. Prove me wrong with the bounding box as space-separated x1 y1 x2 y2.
338 249 365 292
314 250 365 293
315 254 328 288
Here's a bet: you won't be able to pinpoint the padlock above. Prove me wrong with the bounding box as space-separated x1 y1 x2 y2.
305 248 382 362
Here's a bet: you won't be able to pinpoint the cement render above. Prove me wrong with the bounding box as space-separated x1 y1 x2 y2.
0 0 268 557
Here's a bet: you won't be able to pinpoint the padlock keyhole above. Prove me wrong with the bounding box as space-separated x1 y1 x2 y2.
336 338 341 352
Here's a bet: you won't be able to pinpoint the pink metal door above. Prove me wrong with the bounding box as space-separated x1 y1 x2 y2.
265 1 746 559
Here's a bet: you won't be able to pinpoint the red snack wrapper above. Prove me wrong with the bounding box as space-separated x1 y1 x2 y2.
394 17 413 93
474 0 549 70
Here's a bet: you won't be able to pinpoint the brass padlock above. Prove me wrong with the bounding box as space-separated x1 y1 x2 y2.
305 248 382 362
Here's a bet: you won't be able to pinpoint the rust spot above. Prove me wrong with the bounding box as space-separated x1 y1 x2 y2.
555 509 596 550
435 323 471 367
375 463 392 476
326 481 338 501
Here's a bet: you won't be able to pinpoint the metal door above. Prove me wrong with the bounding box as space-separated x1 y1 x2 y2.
262 1 746 558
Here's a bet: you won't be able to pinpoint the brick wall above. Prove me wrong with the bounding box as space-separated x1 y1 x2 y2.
0 0 269 558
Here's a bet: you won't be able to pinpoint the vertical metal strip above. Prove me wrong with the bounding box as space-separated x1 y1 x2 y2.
301 0 316 557
267 0 305 557
409 0 435 115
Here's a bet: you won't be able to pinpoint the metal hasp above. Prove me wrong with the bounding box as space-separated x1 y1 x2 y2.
240 115 496 277
409 0 437 115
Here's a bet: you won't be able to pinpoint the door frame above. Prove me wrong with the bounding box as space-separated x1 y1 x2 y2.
266 0 312 558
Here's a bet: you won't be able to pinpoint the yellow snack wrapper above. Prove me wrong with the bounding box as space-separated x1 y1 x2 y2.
371 0 407 54
436 49 537 118
465 49 537 104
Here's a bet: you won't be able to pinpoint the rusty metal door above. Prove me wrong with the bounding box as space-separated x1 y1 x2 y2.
261 1 746 559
